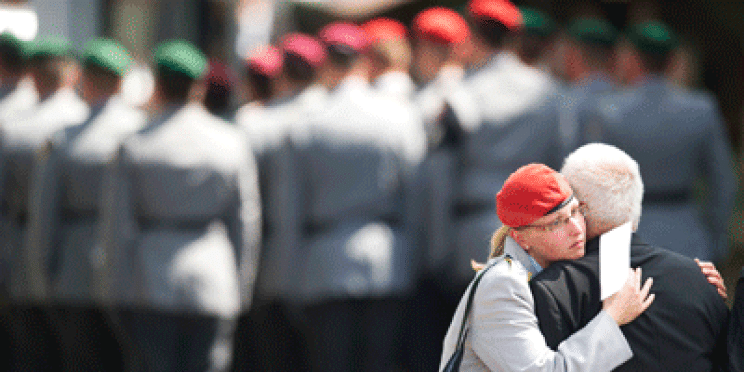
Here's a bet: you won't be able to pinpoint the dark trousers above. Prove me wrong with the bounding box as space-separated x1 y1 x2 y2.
119 308 236 372
51 305 125 372
231 299 309 372
402 274 468 372
8 303 61 372
303 297 403 372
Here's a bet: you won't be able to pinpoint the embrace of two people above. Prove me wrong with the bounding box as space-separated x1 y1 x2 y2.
440 143 730 372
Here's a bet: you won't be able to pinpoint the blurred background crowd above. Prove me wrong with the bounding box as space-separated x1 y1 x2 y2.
0 0 742 371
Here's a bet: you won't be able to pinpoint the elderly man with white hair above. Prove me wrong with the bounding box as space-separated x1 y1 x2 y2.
529 143 730 372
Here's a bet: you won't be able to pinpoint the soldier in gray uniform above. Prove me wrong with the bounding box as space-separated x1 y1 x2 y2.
439 0 561 298
98 40 261 372
277 22 425 372
362 18 416 101
23 38 145 371
592 21 736 262
233 32 326 372
0 29 36 370
557 17 618 156
0 35 88 371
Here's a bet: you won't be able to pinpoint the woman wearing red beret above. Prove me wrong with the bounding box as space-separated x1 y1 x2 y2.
439 163 653 372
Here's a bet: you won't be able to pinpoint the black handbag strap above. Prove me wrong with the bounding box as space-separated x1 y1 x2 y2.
455 255 511 346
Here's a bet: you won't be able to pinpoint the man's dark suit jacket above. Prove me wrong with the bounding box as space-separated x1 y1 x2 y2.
530 234 729 372
729 268 744 372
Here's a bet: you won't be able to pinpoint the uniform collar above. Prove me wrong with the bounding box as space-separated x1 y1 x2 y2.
503 236 543 279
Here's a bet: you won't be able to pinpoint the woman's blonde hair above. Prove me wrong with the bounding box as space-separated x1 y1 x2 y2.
472 225 511 271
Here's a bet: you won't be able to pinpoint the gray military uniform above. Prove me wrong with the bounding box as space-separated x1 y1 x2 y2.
98 102 261 315
24 96 146 305
592 76 736 262
279 75 425 304
558 73 615 157
437 52 561 287
237 84 327 300
0 87 89 301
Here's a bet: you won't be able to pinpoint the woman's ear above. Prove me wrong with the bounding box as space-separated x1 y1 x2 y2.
509 229 527 251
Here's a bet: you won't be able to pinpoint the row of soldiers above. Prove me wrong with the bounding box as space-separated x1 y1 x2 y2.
0 34 260 371
0 0 738 371
231 1 738 371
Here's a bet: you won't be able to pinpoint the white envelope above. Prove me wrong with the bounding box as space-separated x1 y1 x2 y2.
599 221 632 300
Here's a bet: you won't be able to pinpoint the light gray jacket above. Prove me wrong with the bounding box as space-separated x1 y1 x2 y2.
0 88 88 301
277 76 426 305
97 103 261 317
591 77 736 261
23 97 146 305
439 238 633 372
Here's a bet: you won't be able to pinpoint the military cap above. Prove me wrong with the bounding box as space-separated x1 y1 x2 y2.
245 45 283 78
567 18 618 47
280 33 326 68
154 39 207 80
362 18 407 44
0 32 26 58
82 38 133 77
468 0 523 31
496 163 573 228
625 20 678 56
412 6 470 45
520 7 555 38
27 35 72 60
318 22 369 54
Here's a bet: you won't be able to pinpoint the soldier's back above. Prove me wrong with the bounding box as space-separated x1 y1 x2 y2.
595 77 736 260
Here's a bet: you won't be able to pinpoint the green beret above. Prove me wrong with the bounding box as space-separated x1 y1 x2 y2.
154 40 207 80
0 32 27 59
625 21 678 56
519 7 555 38
27 35 72 60
567 18 619 47
83 38 132 77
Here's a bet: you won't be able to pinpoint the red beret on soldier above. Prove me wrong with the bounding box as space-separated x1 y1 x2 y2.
468 0 523 31
496 163 574 228
318 22 369 54
362 17 407 44
280 33 327 69
412 6 470 45
245 45 283 78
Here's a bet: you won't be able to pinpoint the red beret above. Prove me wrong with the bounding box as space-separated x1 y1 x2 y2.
362 18 407 44
496 163 573 228
246 45 283 78
468 0 523 31
319 22 369 54
281 33 327 68
412 7 470 45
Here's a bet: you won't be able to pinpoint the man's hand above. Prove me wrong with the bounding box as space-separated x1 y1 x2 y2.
695 258 727 300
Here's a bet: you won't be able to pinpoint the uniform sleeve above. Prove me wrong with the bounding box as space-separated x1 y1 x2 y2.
700 100 736 263
271 135 304 295
470 268 632 372
229 141 262 309
96 146 139 306
421 149 456 274
23 141 61 301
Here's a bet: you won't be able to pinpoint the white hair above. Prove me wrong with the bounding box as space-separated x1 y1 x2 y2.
561 143 644 231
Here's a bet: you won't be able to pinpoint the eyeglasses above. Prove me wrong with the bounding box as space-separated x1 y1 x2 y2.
519 202 587 232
